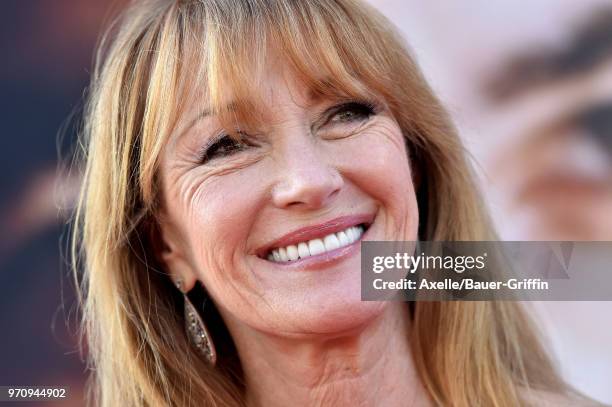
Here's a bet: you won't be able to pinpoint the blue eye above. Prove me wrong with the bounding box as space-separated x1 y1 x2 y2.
199 133 248 164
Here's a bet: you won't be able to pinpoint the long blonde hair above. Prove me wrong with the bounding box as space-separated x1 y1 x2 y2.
72 0 579 405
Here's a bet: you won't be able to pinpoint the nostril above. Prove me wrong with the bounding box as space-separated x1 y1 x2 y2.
271 164 343 210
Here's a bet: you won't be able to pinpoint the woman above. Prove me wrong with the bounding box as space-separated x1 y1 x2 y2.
71 0 595 406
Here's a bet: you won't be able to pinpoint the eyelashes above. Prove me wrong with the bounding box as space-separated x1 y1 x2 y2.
197 100 378 165
323 101 377 126
198 132 250 164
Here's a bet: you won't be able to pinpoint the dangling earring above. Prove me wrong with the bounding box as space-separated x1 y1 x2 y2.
176 279 217 365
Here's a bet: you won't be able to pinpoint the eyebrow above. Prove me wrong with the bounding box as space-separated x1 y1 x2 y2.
174 82 346 141
178 108 212 140
175 101 238 141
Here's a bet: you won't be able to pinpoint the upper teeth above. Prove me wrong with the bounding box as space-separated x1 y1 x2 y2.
267 225 365 262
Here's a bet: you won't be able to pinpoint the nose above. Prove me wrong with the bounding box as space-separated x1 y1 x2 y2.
271 137 343 210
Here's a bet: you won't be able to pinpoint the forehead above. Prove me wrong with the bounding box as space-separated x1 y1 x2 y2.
174 50 375 138
214 56 327 106
179 63 331 122
167 58 353 153
153 1 398 153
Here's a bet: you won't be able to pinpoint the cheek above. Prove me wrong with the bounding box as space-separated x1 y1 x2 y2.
330 124 419 234
362 135 413 194
182 171 266 295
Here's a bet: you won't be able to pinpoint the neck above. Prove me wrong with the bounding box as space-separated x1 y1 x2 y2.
222 302 431 407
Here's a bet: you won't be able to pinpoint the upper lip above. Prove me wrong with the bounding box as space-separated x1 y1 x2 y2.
255 213 375 258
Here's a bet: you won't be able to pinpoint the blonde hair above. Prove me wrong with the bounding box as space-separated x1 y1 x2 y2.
72 0 582 406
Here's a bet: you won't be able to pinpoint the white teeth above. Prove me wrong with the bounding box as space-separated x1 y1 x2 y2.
278 247 289 262
337 230 350 246
323 234 340 251
346 226 363 243
353 226 364 241
298 242 310 258
346 227 356 243
286 245 299 261
266 224 365 263
308 238 326 256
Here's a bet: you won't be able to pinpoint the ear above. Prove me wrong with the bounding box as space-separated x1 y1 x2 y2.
149 215 198 292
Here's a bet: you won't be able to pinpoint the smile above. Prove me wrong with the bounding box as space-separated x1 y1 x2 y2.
256 213 375 264
267 224 366 262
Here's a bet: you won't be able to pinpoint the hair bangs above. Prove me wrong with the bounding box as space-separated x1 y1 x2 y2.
174 0 399 133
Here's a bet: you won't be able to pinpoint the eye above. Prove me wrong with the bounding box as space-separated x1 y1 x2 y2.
198 132 250 164
326 101 376 125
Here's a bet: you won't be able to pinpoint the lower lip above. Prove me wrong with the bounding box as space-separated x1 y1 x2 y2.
261 225 372 272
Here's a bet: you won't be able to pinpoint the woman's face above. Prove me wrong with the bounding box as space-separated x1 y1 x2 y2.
158 61 419 337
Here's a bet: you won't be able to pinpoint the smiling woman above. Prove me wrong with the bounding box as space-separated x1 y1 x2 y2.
71 0 594 406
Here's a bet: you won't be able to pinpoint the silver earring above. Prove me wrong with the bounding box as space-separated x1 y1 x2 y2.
176 280 217 365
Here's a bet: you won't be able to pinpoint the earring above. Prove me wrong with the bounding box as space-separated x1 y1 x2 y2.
176 280 217 365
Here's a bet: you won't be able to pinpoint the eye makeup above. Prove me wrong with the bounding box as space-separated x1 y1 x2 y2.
322 101 378 126
196 99 381 165
197 131 250 164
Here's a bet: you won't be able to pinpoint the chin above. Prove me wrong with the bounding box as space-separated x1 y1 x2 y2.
284 283 390 338
312 301 389 337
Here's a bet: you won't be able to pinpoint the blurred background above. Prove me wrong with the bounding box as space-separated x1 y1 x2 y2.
372 0 612 403
0 0 610 405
